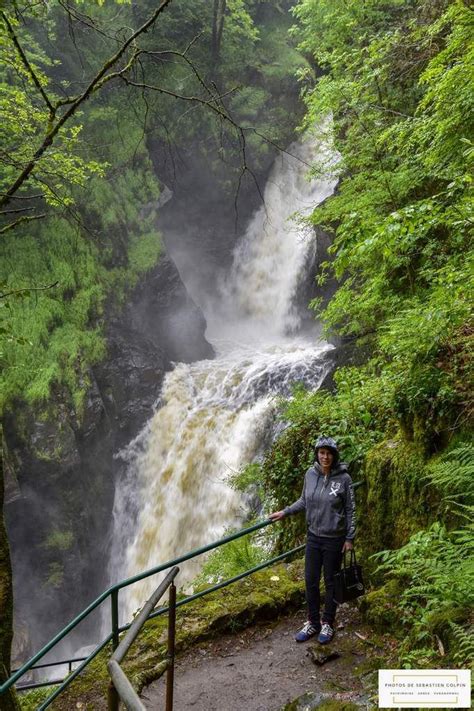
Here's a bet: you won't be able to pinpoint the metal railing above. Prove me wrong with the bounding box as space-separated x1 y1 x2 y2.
2 487 361 709
107 566 178 711
1 517 287 708
14 657 87 690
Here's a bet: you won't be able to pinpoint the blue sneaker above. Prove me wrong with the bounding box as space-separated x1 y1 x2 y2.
318 622 334 644
295 621 320 642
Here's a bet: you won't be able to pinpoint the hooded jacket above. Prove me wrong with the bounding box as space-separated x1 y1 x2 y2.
283 462 356 540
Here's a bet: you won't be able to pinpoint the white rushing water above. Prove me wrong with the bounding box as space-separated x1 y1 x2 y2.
110 132 337 624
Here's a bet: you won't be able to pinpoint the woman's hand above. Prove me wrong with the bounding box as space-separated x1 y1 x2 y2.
342 540 354 553
269 510 285 521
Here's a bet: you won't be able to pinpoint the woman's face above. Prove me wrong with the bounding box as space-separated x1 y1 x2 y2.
317 447 334 470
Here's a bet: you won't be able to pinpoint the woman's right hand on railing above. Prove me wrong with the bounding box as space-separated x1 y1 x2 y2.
269 510 285 521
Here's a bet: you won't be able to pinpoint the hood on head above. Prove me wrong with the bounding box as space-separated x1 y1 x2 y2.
314 435 340 464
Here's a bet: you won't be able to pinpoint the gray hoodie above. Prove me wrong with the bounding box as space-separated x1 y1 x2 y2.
284 462 356 540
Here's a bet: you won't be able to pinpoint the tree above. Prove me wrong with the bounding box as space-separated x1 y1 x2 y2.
0 461 17 709
0 0 250 232
211 0 227 68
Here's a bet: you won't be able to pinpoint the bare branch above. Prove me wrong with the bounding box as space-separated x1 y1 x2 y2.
116 70 264 225
0 0 175 209
184 31 203 55
0 207 35 215
94 49 141 90
0 214 47 235
0 192 43 200
140 48 215 101
117 76 240 128
58 0 118 43
0 282 59 299
243 127 314 168
233 129 266 231
1 11 55 116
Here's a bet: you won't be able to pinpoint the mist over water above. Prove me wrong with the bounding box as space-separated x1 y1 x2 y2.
110 133 337 624
208 137 336 341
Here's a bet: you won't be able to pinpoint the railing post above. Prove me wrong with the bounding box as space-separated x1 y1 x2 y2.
111 589 119 650
108 589 120 711
107 680 120 711
166 582 176 711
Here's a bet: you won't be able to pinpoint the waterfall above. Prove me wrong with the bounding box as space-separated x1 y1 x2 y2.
208 136 336 341
110 132 337 624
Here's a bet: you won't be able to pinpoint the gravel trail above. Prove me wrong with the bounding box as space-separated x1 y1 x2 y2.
141 604 382 710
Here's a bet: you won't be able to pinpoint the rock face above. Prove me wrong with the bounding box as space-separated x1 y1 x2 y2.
3 254 213 661
95 256 213 444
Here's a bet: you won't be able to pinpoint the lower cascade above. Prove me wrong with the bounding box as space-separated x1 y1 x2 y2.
110 133 337 624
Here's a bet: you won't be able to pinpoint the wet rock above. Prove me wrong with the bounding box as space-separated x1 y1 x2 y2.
307 646 341 666
318 338 371 393
92 324 166 444
125 255 214 364
281 694 361 710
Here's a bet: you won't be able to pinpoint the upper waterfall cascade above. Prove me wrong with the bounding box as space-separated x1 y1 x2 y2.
110 133 338 623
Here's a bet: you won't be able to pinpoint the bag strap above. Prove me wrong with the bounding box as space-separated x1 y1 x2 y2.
342 547 357 569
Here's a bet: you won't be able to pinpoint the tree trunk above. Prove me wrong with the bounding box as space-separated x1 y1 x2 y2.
211 0 226 72
0 449 19 711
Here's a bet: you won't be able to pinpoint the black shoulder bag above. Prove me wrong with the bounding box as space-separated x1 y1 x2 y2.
333 549 365 604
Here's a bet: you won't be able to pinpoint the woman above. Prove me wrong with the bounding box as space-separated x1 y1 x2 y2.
270 436 356 644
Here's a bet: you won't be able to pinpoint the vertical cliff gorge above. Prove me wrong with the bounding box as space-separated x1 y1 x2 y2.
4 254 213 661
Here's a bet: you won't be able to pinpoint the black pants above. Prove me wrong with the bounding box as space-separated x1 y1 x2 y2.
305 532 345 626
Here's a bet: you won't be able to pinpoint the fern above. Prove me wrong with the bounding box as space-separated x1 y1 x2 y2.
373 443 474 665
449 622 474 669
425 442 474 504
375 522 474 664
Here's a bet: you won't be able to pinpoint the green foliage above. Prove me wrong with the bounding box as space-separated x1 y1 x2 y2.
261 364 395 551
374 522 474 667
372 443 474 666
191 5 474 675
18 687 55 711
283 365 393 465
193 528 268 587
261 0 473 667
0 13 104 207
227 462 266 510
425 441 474 508
229 462 262 492
129 0 306 178
362 436 436 557
449 621 474 669
0 86 163 415
286 0 474 453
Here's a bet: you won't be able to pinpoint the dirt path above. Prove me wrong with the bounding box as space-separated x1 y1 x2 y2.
142 603 384 710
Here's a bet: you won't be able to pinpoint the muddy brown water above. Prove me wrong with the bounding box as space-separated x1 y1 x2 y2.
141 604 382 710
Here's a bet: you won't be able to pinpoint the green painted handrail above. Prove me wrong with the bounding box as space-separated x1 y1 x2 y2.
35 542 305 711
1 517 274 696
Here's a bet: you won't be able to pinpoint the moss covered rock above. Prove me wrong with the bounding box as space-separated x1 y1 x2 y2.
360 436 439 558
358 580 402 633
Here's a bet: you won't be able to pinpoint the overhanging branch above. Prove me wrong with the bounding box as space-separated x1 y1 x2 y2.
0 0 175 210
0 214 47 235
1 11 55 116
0 282 59 299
